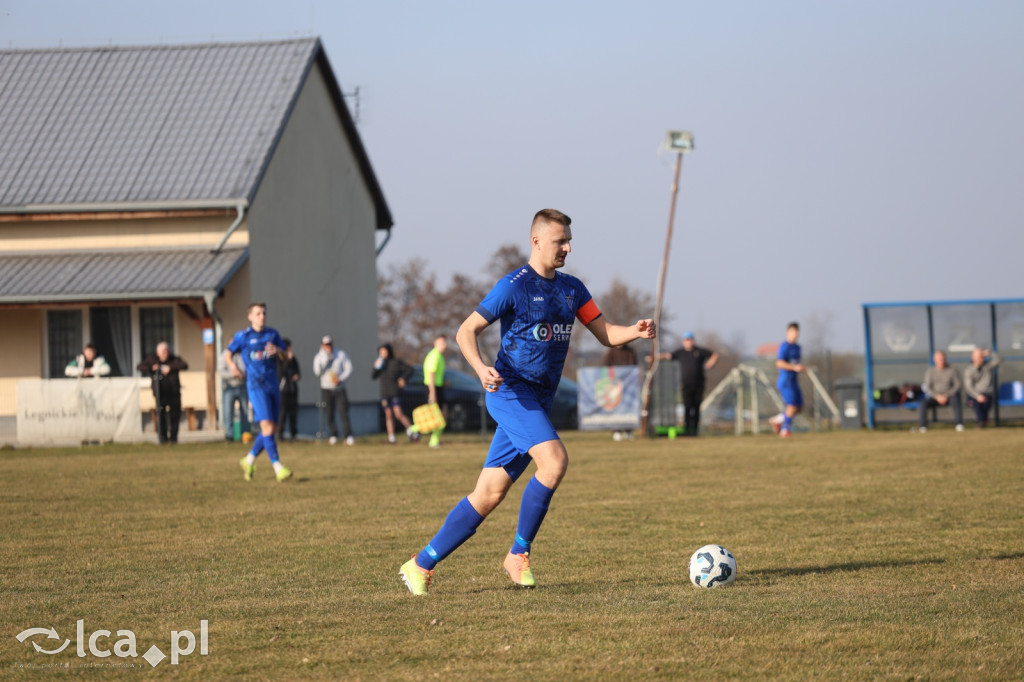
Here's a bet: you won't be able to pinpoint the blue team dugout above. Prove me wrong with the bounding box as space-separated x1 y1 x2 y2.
863 298 1024 428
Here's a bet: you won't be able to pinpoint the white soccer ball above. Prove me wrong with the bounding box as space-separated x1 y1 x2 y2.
688 544 737 588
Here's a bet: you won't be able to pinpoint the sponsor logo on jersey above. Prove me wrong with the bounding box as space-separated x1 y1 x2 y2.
531 322 573 342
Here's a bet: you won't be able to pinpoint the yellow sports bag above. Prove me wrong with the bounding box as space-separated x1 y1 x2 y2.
412 402 446 433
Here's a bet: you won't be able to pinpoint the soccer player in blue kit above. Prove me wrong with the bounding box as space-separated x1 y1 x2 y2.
400 209 656 595
226 302 293 482
770 322 805 438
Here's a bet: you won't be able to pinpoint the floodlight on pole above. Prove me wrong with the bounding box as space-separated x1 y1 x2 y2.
666 130 694 154
640 130 694 438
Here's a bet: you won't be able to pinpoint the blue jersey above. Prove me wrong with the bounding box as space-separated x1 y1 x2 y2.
476 265 601 396
777 341 801 389
227 326 286 396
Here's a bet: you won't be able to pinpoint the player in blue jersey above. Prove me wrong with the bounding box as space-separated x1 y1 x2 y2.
770 322 805 438
400 208 656 595
225 302 293 482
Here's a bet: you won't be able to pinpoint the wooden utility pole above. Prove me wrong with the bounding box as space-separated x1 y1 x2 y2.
640 131 693 437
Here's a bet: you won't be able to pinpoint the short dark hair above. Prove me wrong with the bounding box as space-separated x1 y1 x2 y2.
787 322 800 331
83 343 96 352
531 208 571 235
248 302 267 312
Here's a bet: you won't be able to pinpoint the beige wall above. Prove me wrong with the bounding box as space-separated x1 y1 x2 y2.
171 304 214 414
0 309 43 376
211 260 251 409
139 370 209 411
0 310 43 416
216 261 253 346
0 214 248 252
248 62 381 404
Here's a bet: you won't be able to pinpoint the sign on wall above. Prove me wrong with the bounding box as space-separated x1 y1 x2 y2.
577 365 641 431
17 378 143 445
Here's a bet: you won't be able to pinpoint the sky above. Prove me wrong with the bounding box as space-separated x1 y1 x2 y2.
3 0 1023 354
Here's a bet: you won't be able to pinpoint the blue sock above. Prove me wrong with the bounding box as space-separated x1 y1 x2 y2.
417 497 484 570
782 414 793 430
250 434 265 457
511 476 555 555
263 434 280 464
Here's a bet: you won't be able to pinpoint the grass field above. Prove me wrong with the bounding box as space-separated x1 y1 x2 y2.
2 428 1023 680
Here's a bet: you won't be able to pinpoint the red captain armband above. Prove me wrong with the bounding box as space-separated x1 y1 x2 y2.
576 299 602 325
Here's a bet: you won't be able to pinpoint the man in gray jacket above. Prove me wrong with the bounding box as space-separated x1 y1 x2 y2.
313 335 354 445
918 350 963 432
963 347 1001 428
218 351 249 441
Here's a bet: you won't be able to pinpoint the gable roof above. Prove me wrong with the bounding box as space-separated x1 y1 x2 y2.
0 38 392 230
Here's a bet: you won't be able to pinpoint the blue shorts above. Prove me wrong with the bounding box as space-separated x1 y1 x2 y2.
779 383 803 408
483 381 558 482
249 386 281 423
380 396 402 408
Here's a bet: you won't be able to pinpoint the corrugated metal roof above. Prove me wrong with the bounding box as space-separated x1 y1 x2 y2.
0 247 248 302
0 39 318 208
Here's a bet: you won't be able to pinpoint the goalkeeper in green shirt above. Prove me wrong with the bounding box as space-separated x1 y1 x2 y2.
411 335 448 448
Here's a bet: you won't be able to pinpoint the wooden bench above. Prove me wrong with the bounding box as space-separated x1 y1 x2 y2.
872 381 1024 427
875 381 1024 410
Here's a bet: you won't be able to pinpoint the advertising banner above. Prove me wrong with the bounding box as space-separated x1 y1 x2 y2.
17 378 143 445
577 365 641 431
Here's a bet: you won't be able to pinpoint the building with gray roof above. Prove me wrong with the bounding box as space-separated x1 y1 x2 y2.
0 38 392 443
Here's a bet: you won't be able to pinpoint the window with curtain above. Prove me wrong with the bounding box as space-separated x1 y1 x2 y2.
139 307 174 367
47 310 83 378
89 306 131 377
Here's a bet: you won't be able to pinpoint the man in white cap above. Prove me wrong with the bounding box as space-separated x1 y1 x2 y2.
313 335 355 445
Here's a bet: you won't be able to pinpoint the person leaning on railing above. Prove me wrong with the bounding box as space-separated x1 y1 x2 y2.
65 343 111 378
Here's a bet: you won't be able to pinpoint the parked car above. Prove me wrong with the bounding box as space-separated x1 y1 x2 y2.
398 366 578 433
550 377 579 430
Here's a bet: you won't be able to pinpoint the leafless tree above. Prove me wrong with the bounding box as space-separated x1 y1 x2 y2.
378 250 677 381
597 277 659 329
377 259 470 361
486 243 529 279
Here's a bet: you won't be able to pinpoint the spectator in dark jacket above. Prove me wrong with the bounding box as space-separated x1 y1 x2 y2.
277 338 301 440
372 343 416 444
137 341 188 443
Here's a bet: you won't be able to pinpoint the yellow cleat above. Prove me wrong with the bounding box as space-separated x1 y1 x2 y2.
400 556 433 595
239 457 254 482
503 551 536 588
